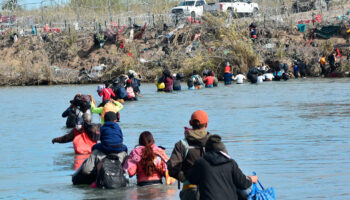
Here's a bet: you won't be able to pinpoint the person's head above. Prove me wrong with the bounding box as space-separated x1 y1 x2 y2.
193 70 198 75
139 131 156 176
205 134 228 154
97 85 104 93
189 110 208 130
163 69 171 77
104 111 117 122
126 79 132 86
105 82 111 88
98 99 110 108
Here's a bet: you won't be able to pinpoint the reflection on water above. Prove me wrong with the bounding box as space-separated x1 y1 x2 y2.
0 79 350 199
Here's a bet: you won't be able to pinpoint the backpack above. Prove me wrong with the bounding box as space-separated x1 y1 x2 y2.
194 75 203 86
73 95 91 112
96 154 128 189
126 87 135 99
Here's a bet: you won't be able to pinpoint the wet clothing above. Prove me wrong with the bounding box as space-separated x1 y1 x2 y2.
99 88 115 102
123 144 169 186
129 76 141 94
73 149 127 185
257 75 265 83
193 75 204 87
167 129 210 182
162 76 174 92
299 63 306 77
173 79 182 91
213 77 218 87
203 76 214 87
223 73 233 85
187 151 253 200
92 121 127 154
62 106 76 128
234 74 246 84
293 65 299 78
115 87 127 100
264 73 274 81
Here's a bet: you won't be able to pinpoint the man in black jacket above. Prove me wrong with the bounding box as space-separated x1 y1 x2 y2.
187 135 258 200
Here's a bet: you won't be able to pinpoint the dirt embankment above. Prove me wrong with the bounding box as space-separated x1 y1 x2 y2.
1 8 350 86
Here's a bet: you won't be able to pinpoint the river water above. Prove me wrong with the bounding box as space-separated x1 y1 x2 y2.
0 78 350 199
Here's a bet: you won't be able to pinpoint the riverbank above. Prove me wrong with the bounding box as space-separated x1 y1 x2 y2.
1 7 350 86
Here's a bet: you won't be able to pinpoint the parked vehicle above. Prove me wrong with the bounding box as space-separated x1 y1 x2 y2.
170 0 207 20
204 0 259 17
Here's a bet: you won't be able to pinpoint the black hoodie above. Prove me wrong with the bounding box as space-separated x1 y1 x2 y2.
187 151 252 200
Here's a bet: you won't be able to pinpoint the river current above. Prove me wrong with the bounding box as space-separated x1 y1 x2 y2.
0 78 349 199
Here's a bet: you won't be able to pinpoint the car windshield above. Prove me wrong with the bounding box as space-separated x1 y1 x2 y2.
178 1 195 6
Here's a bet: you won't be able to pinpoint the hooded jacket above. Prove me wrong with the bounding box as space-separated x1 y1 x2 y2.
187 151 252 200
167 129 210 180
92 121 127 154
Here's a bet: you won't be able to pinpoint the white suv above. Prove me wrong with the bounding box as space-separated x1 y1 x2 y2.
170 0 207 19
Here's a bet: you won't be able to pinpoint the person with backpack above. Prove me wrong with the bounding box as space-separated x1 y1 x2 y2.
98 82 116 102
62 103 77 128
159 69 174 92
123 131 175 186
128 70 142 97
125 79 137 101
187 135 258 200
167 110 211 200
90 96 123 124
192 70 203 89
52 94 99 155
72 112 128 187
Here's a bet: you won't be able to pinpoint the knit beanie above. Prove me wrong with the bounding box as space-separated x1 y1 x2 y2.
205 134 228 154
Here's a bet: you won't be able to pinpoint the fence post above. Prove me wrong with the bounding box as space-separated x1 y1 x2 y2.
152 14 155 27
65 20 67 31
105 20 107 30
128 17 132 27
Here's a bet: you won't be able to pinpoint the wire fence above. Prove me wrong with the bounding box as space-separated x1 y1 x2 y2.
0 0 349 35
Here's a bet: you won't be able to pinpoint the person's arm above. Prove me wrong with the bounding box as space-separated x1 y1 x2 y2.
166 142 185 181
233 75 237 80
122 148 139 177
52 129 75 144
113 100 124 112
243 75 247 80
231 159 254 190
90 101 103 114
62 107 72 117
98 90 103 97
186 159 203 185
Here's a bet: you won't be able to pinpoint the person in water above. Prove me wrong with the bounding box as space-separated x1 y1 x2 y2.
128 70 142 97
160 69 174 92
126 79 137 101
203 72 214 88
167 110 211 200
98 82 115 102
173 73 183 91
223 63 233 85
123 131 175 186
62 103 77 128
73 112 127 185
192 70 203 89
187 77 195 90
90 96 123 124
233 72 246 84
187 134 258 200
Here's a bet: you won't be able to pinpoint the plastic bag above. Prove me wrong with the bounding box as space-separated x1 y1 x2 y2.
248 173 276 200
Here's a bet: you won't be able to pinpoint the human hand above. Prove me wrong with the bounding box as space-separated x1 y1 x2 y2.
52 138 57 144
249 175 258 183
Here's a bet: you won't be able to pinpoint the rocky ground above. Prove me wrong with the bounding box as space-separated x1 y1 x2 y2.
1 4 350 86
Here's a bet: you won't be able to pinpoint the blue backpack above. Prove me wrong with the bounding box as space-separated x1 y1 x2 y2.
248 173 276 200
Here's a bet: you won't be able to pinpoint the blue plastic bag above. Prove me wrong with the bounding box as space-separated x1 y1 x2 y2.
248 173 276 200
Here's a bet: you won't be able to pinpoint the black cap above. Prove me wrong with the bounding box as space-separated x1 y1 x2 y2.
104 112 117 122
205 134 228 154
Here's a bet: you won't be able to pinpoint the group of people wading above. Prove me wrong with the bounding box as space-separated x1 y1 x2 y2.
52 69 258 199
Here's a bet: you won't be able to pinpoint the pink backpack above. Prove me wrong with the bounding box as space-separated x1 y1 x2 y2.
126 87 135 99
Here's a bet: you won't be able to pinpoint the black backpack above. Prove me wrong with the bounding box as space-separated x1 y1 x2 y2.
96 154 128 189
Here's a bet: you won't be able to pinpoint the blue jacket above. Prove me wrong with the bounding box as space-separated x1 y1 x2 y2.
116 87 127 99
92 121 127 154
